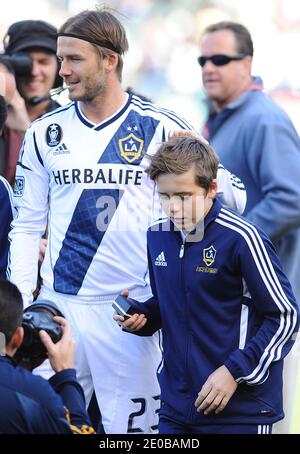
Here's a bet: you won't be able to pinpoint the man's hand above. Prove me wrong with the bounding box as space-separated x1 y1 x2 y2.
169 130 203 140
39 238 48 263
39 317 75 373
6 90 30 132
194 365 237 415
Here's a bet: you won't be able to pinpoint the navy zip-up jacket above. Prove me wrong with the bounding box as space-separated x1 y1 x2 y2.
0 176 13 278
0 355 94 434
131 199 299 425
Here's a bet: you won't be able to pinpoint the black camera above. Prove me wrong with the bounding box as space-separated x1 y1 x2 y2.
14 300 64 370
0 52 32 77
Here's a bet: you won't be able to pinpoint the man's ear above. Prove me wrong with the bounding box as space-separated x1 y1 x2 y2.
7 326 24 353
242 55 252 77
104 53 119 73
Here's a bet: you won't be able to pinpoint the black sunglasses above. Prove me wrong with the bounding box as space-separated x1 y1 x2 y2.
197 54 246 67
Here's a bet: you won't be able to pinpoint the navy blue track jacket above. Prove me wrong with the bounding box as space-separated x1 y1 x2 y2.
131 199 299 425
0 355 94 434
0 177 13 278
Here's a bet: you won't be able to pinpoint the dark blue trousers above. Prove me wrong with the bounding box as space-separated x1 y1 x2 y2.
159 414 272 434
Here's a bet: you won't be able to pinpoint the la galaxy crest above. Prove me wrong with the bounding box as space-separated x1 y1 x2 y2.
118 133 144 164
195 245 218 274
203 245 216 267
46 123 62 147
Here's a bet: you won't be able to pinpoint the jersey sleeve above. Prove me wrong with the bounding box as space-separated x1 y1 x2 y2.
8 126 49 307
216 164 246 214
224 224 299 385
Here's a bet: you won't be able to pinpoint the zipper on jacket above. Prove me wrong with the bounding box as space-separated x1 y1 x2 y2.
179 243 185 258
178 237 193 402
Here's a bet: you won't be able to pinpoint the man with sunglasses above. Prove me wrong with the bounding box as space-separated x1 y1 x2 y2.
198 21 300 434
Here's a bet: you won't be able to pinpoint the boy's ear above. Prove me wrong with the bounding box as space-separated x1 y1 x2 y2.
208 179 218 198
7 327 24 353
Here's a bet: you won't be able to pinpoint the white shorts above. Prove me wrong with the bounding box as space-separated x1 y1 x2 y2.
34 290 162 434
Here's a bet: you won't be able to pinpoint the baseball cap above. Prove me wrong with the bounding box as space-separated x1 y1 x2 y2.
4 20 57 55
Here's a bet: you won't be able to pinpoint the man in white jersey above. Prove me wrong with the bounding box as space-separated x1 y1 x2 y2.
8 8 246 434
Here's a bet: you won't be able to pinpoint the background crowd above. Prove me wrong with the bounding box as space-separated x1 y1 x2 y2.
1 0 300 131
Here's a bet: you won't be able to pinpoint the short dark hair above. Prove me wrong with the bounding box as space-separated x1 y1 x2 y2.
59 8 128 81
203 21 253 57
146 136 219 191
0 279 23 345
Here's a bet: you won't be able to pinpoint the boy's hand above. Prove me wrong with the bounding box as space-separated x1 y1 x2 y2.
194 365 237 415
113 312 147 332
113 289 147 331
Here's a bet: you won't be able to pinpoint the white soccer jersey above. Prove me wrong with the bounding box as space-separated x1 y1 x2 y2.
9 94 246 305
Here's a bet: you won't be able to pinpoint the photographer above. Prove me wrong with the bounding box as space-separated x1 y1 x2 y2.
0 20 62 186
0 278 94 434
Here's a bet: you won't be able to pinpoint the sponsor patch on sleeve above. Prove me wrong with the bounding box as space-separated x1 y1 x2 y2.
14 176 25 197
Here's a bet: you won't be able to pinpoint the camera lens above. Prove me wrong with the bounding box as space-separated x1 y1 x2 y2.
14 300 64 370
0 53 32 77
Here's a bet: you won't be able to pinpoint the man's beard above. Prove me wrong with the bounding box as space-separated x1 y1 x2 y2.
74 79 106 102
